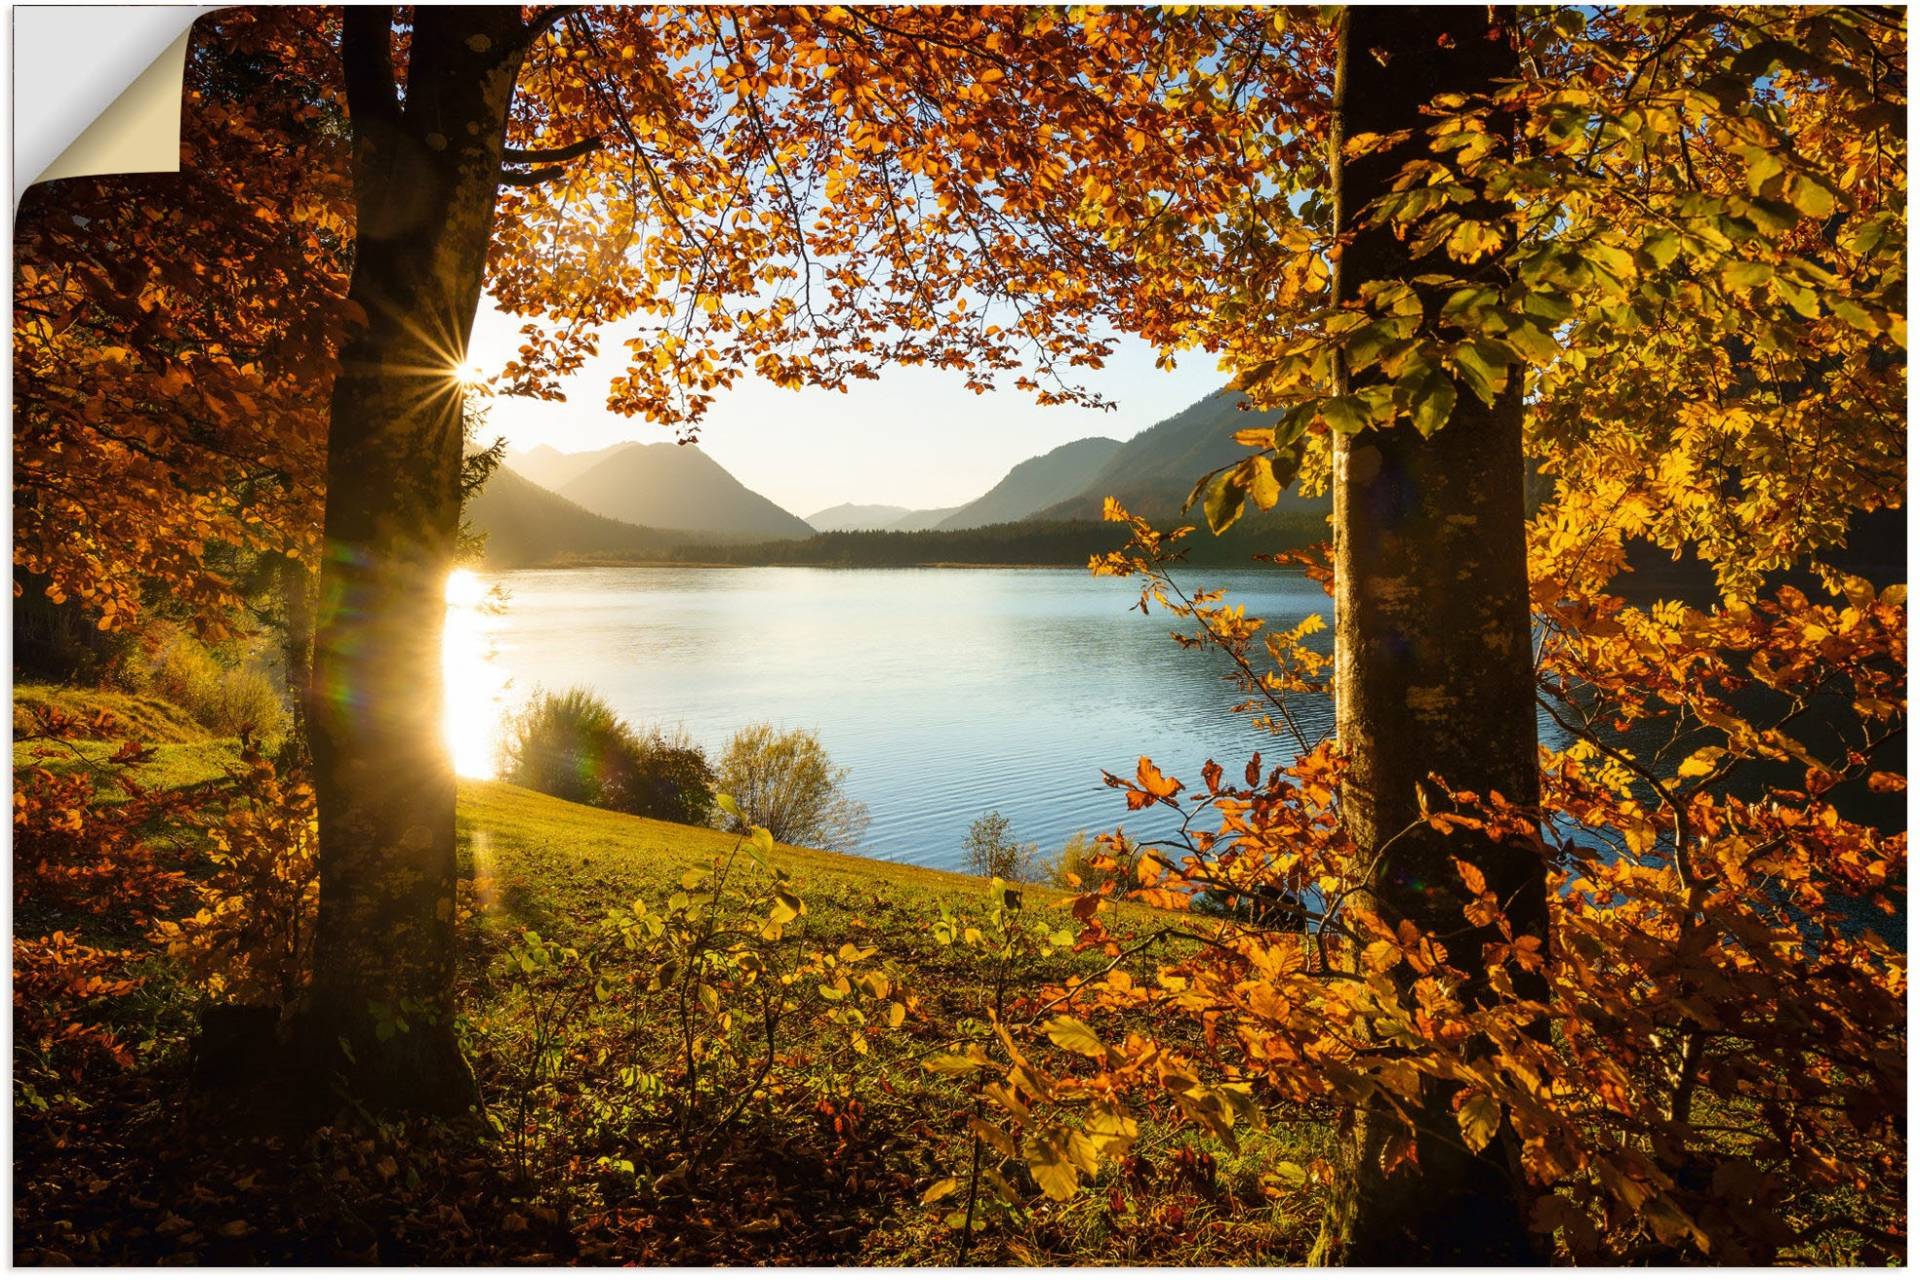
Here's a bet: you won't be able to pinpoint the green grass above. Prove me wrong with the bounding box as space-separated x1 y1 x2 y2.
457 777 989 914
446 777 1328 1264
15 685 1330 1265
12 734 248 797
15 681 211 743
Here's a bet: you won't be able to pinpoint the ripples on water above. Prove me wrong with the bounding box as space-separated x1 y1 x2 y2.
446 565 1351 870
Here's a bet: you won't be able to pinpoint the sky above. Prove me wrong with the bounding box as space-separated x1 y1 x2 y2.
466 304 1226 518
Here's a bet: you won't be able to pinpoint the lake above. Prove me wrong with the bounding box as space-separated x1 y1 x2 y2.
444 564 1341 870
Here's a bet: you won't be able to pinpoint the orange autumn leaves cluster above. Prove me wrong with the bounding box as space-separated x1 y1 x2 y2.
985 497 1906 1263
15 708 319 1090
488 6 1323 426
13 8 351 629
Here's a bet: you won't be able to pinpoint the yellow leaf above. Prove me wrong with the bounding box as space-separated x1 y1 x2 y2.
1676 748 1723 779
1362 939 1401 973
1456 1090 1501 1153
1023 1126 1096 1201
1042 1015 1105 1059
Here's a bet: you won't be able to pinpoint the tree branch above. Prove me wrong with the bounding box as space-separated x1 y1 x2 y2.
513 5 580 52
502 136 602 165
341 7 400 126
498 165 569 187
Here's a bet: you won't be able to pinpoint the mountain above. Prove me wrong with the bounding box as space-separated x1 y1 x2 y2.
807 502 913 532
504 441 636 493
806 502 969 531
936 436 1123 531
886 506 963 531
465 465 682 567
554 442 815 540
1036 388 1328 522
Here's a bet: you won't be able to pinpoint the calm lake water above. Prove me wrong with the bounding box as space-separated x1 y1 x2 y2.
445 565 1341 870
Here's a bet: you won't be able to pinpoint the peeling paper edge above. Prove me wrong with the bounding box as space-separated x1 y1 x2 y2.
15 7 212 208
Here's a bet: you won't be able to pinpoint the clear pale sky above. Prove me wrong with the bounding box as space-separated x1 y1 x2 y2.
467 305 1226 518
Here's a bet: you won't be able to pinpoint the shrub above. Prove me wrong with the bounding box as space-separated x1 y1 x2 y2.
498 687 627 806
498 688 716 823
199 664 292 740
137 629 291 741
1045 831 1139 893
143 631 222 716
153 746 318 1011
605 724 717 825
715 723 869 850
962 811 1040 882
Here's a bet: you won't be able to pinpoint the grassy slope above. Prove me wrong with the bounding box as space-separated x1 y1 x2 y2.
14 695 1327 1264
15 681 209 743
449 780 1327 1264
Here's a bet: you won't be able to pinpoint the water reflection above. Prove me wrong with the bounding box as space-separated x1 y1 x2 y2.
443 568 512 779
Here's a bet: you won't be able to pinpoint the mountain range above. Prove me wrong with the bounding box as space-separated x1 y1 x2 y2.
804 502 963 532
506 441 637 493
1035 389 1326 521
464 464 681 567
935 436 1123 530
548 442 817 539
477 386 1330 567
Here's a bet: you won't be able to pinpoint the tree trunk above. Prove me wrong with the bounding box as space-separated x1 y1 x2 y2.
1312 6 1549 1265
305 7 529 1112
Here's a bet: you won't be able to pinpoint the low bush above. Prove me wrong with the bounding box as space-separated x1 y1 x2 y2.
153 746 319 1012
962 811 1040 881
498 687 715 824
136 629 291 741
1045 831 1140 893
715 722 868 850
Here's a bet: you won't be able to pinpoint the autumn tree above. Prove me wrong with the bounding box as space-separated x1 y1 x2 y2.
301 5 1281 1105
1012 3 1902 1266
1306 8 1547 1262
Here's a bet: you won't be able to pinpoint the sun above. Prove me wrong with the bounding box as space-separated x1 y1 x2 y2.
452 359 490 389
445 566 487 608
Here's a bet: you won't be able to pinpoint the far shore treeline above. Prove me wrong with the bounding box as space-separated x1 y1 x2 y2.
532 511 1330 572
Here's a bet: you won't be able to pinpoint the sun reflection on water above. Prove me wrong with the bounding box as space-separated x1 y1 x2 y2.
443 568 511 778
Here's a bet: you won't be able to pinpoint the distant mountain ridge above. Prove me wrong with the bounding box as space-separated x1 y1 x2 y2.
886 506 963 531
1037 389 1328 522
506 441 635 493
466 465 681 567
937 436 1122 530
806 503 913 532
507 441 814 540
807 502 965 532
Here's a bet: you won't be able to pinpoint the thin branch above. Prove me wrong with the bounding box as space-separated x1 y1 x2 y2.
503 136 603 166
513 4 580 53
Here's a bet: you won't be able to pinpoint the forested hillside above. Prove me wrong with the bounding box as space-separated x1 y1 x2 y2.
937 436 1123 529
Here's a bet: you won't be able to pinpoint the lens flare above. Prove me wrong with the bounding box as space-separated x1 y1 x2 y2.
443 569 510 778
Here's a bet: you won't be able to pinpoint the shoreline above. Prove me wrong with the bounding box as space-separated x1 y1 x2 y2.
481 557 1307 573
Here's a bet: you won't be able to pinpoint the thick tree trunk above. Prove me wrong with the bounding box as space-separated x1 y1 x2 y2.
1312 6 1549 1265
304 7 528 1112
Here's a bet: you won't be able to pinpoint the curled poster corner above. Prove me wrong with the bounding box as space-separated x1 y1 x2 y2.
14 6 213 205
